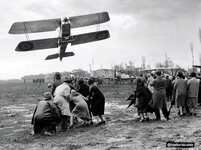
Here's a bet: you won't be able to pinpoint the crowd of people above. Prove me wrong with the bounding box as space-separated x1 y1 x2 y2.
134 70 201 122
31 72 106 135
31 70 201 135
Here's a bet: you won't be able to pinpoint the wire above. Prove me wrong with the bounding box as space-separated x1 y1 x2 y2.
23 22 29 40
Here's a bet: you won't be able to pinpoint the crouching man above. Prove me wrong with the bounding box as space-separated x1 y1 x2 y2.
31 92 60 135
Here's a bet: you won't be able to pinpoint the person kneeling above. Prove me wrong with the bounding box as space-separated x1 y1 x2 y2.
31 92 60 135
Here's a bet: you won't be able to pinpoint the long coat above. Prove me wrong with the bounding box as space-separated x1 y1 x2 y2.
150 76 167 109
173 78 187 107
53 83 71 116
31 100 60 134
135 85 153 113
89 86 105 116
70 94 91 120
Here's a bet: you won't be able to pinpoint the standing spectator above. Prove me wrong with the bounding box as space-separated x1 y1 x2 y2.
187 72 200 115
31 92 60 135
165 75 173 101
135 78 153 122
52 72 63 96
88 78 106 125
147 72 155 94
77 78 90 97
173 72 187 116
53 76 72 131
197 77 201 106
150 71 170 120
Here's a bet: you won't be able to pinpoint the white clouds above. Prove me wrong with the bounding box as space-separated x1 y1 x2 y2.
1 0 201 79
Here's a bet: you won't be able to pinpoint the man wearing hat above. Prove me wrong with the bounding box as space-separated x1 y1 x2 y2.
150 71 170 120
31 92 60 135
53 76 72 131
51 72 63 96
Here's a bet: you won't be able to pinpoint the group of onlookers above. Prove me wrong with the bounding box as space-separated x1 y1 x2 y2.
31 72 106 135
134 71 200 122
31 70 201 134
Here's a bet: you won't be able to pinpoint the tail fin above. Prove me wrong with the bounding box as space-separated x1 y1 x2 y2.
45 52 75 60
63 52 75 57
45 53 59 60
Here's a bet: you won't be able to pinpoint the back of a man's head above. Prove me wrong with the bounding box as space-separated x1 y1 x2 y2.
155 71 161 76
55 72 61 80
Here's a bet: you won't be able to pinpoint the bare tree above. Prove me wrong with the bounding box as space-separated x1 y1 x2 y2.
164 53 174 68
155 62 164 68
141 56 146 69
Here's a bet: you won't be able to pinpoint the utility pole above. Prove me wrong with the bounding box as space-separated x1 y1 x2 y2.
190 42 195 72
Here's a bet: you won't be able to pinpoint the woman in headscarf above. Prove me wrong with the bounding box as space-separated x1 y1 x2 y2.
69 90 91 128
88 78 106 125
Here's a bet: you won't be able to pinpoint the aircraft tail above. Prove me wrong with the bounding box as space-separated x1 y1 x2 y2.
45 52 74 60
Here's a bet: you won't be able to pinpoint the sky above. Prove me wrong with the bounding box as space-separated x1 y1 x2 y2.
1 0 201 79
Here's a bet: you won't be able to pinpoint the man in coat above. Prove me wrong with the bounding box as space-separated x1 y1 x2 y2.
187 72 200 115
150 71 170 120
31 92 60 135
51 72 63 96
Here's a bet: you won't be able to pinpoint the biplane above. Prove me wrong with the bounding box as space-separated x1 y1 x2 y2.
8 12 110 61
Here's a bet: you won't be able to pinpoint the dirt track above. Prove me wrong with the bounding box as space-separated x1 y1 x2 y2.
0 83 201 150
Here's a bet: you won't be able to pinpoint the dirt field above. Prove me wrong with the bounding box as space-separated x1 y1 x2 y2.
0 82 201 150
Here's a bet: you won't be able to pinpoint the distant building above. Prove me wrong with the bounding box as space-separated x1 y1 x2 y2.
21 74 54 83
92 69 115 78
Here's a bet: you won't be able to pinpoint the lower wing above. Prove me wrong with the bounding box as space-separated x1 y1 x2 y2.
15 38 59 51
70 30 110 46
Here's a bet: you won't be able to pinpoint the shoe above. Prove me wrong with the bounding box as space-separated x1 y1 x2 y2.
145 117 150 121
182 113 187 116
187 112 193 116
68 125 74 129
180 114 185 117
139 119 145 122
90 121 94 125
155 118 161 121
178 111 181 116
81 122 90 127
193 113 197 116
44 131 53 136
97 121 106 126
136 116 141 120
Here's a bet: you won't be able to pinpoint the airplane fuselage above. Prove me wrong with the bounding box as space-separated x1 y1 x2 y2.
59 20 71 61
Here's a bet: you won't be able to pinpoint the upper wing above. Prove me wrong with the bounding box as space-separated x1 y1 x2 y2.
70 12 110 28
70 30 110 45
15 38 59 51
9 12 109 34
9 18 61 34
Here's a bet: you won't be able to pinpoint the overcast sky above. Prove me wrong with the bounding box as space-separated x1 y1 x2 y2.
1 0 201 79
